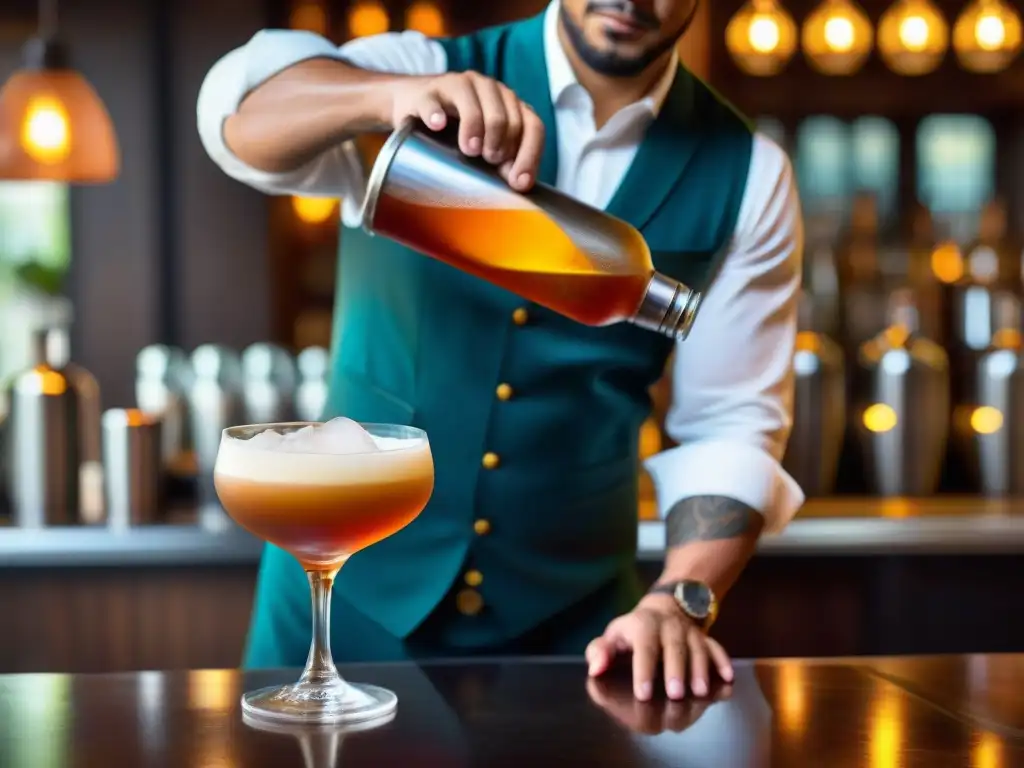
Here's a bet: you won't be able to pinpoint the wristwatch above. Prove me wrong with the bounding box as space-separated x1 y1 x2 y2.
648 579 719 631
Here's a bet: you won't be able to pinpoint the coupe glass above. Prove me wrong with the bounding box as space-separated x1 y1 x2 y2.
214 421 434 725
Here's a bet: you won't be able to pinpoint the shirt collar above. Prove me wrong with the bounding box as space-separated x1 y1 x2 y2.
542 0 679 116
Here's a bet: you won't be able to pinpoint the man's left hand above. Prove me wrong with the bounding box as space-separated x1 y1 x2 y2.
585 594 734 702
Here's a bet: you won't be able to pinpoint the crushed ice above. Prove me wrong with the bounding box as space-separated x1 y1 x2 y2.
242 417 380 455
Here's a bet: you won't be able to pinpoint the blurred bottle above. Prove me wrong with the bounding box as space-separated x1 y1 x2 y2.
959 292 1024 495
6 327 103 526
854 290 950 496
903 202 946 344
295 346 329 422
135 345 194 477
836 193 888 372
187 345 244 480
783 292 846 496
242 343 298 424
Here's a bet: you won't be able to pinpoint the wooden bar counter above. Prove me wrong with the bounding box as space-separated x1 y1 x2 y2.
1 654 1022 766
2 497 1024 673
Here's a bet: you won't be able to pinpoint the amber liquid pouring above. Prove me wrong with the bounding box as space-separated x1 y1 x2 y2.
374 195 653 326
215 472 435 571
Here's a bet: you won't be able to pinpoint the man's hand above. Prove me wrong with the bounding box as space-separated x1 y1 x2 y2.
587 677 733 735
387 71 545 191
585 594 734 702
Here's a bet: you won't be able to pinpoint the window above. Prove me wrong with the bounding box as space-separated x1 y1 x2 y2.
0 181 72 383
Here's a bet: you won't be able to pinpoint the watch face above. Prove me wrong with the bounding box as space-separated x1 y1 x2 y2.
676 581 712 619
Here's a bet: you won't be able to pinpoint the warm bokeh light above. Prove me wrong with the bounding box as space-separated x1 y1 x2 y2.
187 669 238 713
931 242 965 283
638 418 662 459
971 406 1004 434
348 0 390 38
289 1 328 34
405 1 445 36
863 403 898 433
802 0 874 75
973 730 1004 768
878 0 950 75
291 196 339 224
953 0 1022 72
726 0 798 76
0 69 119 182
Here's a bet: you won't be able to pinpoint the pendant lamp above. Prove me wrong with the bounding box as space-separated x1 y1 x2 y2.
0 0 120 182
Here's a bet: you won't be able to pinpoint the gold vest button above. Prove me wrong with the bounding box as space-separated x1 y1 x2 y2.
473 519 491 536
512 307 529 326
482 452 500 470
495 383 514 401
456 588 484 616
464 569 484 587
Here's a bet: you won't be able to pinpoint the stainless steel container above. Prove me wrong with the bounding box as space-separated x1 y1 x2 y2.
187 344 243 477
102 408 163 527
783 295 846 496
135 345 192 476
854 290 950 496
361 120 702 341
295 346 329 422
962 292 1024 495
241 343 297 424
6 327 103 527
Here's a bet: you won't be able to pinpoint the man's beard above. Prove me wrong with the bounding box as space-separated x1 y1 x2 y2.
559 1 697 78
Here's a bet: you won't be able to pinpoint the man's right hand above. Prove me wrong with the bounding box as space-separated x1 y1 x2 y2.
386 71 546 192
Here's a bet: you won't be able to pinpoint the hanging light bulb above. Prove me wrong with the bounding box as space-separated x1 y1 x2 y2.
878 0 950 75
726 0 799 76
347 0 390 38
953 0 1022 73
406 1 446 36
0 0 119 182
802 0 874 75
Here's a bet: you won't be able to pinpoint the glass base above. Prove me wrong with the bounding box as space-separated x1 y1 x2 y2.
241 679 397 726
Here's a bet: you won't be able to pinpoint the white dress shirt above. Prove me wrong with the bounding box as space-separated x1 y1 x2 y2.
196 1 806 532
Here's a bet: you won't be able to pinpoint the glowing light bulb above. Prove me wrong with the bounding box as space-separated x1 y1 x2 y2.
953 0 1022 71
20 96 71 164
878 0 949 75
726 0 798 76
348 0 389 38
405 1 445 36
802 0 874 75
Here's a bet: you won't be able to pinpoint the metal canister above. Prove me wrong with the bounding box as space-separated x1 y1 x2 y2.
854 290 950 496
102 408 163 527
295 346 329 422
6 327 103 527
136 345 192 476
783 295 846 496
961 292 1024 495
361 120 702 341
187 344 243 478
241 343 297 424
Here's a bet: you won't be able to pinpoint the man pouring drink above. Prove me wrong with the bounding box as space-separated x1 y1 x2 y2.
198 0 804 707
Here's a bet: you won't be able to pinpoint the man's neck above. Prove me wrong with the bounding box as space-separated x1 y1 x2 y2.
556 21 674 128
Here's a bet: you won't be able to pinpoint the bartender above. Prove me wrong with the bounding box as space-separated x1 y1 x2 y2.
197 0 804 702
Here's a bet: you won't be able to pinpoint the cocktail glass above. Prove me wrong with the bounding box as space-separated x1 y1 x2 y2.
214 421 434 725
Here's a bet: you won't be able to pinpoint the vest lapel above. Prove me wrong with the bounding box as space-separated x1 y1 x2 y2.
503 13 559 187
604 67 700 231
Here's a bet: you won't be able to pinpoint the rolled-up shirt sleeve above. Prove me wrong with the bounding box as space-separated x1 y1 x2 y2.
643 133 805 535
195 29 447 225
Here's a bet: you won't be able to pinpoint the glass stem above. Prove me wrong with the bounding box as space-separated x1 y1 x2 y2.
299 569 341 687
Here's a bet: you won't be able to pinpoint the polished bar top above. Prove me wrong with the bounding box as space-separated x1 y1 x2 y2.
0 655 1022 766
2 496 1024 568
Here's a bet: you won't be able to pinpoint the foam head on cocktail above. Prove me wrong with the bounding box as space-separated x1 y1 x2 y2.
215 418 434 571
213 419 434 727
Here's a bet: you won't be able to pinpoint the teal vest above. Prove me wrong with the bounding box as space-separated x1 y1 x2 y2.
325 13 753 644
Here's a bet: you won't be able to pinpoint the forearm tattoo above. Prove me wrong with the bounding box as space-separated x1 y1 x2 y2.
665 495 764 547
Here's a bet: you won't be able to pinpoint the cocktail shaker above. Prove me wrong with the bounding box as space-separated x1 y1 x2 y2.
241 342 297 424
295 346 329 422
962 292 1024 495
102 408 163 527
854 290 950 496
783 294 846 496
360 120 702 341
135 344 193 476
6 327 103 527
187 344 243 478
